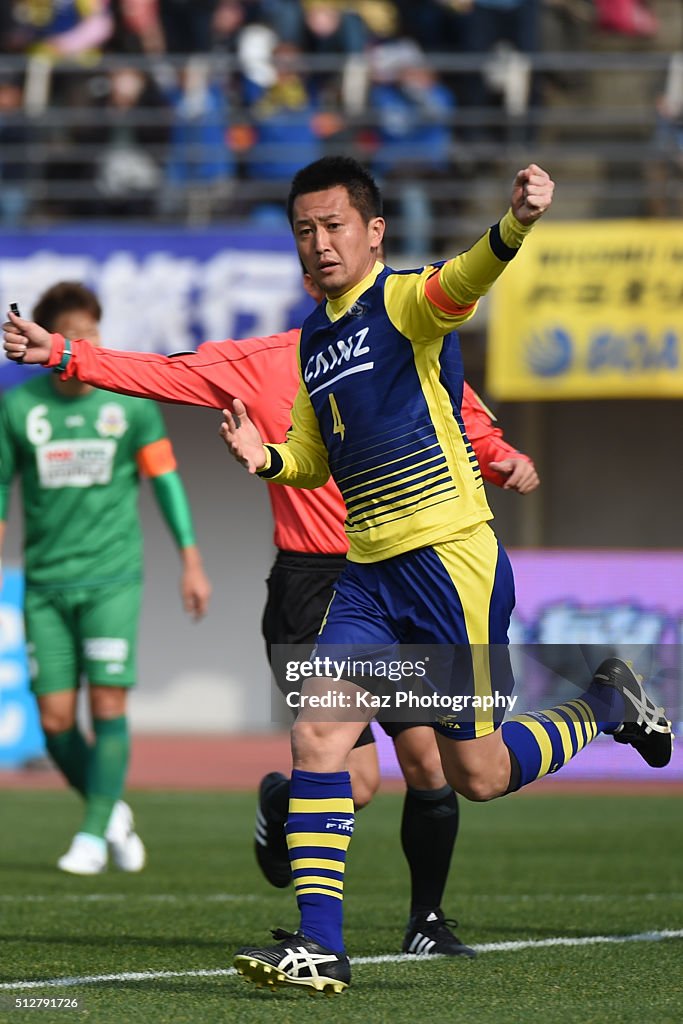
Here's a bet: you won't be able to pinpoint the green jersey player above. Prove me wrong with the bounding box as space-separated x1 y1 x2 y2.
0 282 212 875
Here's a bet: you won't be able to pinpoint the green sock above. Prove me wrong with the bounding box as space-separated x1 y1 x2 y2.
81 716 130 838
45 726 90 795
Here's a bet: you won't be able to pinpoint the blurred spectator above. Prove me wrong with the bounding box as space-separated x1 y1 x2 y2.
262 0 398 44
370 40 455 174
237 21 279 102
455 0 539 57
646 54 683 217
394 0 463 52
163 59 234 221
158 0 219 52
368 39 457 257
0 74 29 226
13 0 114 60
594 0 658 37
454 0 540 141
257 0 305 42
236 40 346 221
256 0 368 106
298 2 368 54
108 0 165 53
541 0 594 95
243 41 323 179
211 0 249 54
0 4 26 52
329 1 400 41
73 65 170 217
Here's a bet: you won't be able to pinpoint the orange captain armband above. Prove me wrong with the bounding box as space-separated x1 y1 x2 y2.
136 438 177 478
424 268 476 317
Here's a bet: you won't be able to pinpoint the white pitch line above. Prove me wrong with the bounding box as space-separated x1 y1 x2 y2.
1 929 681 991
0 894 257 903
359 929 683 959
0 969 233 991
465 893 683 903
1 892 681 904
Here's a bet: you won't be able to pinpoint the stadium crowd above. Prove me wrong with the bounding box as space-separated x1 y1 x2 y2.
0 0 677 242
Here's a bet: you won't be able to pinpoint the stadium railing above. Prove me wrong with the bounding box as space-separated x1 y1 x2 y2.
0 50 681 253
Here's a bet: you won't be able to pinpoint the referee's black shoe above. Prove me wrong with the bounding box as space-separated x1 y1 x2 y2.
254 772 292 888
594 658 673 768
403 909 476 957
235 928 350 993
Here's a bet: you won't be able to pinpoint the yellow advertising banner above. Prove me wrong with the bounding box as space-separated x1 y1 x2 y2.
487 221 683 399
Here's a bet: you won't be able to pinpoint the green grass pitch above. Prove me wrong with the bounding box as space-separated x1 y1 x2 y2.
1 790 682 1024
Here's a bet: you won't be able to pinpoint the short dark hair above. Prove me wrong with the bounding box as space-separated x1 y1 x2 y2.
33 282 102 333
287 156 383 225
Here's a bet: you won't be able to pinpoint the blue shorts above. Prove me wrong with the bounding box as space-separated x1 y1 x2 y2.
316 524 515 740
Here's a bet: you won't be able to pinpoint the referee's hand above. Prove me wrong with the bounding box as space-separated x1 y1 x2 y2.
3 311 52 364
489 458 540 494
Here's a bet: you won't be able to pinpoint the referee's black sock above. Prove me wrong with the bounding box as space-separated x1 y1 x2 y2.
401 785 459 915
267 775 291 822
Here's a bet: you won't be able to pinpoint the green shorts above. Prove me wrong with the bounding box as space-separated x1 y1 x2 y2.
24 580 142 695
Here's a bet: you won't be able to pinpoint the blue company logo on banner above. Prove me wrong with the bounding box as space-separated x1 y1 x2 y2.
586 329 679 371
0 568 44 768
0 227 313 390
525 327 573 377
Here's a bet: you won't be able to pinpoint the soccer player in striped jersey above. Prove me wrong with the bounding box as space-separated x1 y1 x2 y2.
0 283 211 876
214 156 672 993
3 279 537 958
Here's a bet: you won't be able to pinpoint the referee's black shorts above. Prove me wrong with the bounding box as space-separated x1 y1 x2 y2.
262 549 415 748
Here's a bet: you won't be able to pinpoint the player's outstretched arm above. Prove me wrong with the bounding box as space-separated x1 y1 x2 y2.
411 161 557 327
3 311 51 363
219 399 267 474
5 309 299 417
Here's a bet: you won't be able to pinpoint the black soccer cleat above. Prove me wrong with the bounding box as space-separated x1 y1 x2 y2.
234 928 350 994
593 658 673 768
254 772 291 888
402 909 477 958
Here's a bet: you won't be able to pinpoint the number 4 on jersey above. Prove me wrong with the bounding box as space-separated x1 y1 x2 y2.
329 393 345 441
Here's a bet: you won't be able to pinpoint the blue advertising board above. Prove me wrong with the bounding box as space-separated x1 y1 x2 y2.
0 568 44 768
0 227 314 389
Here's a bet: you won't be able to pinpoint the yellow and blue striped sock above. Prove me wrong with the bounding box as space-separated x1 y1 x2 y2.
503 682 622 791
286 769 354 952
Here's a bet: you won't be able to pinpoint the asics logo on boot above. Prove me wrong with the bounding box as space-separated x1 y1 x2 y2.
279 948 340 978
622 690 669 733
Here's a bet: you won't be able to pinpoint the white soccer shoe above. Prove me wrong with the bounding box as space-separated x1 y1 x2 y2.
106 800 146 872
57 833 107 875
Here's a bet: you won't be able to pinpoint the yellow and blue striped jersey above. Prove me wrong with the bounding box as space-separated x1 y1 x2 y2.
260 209 533 562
